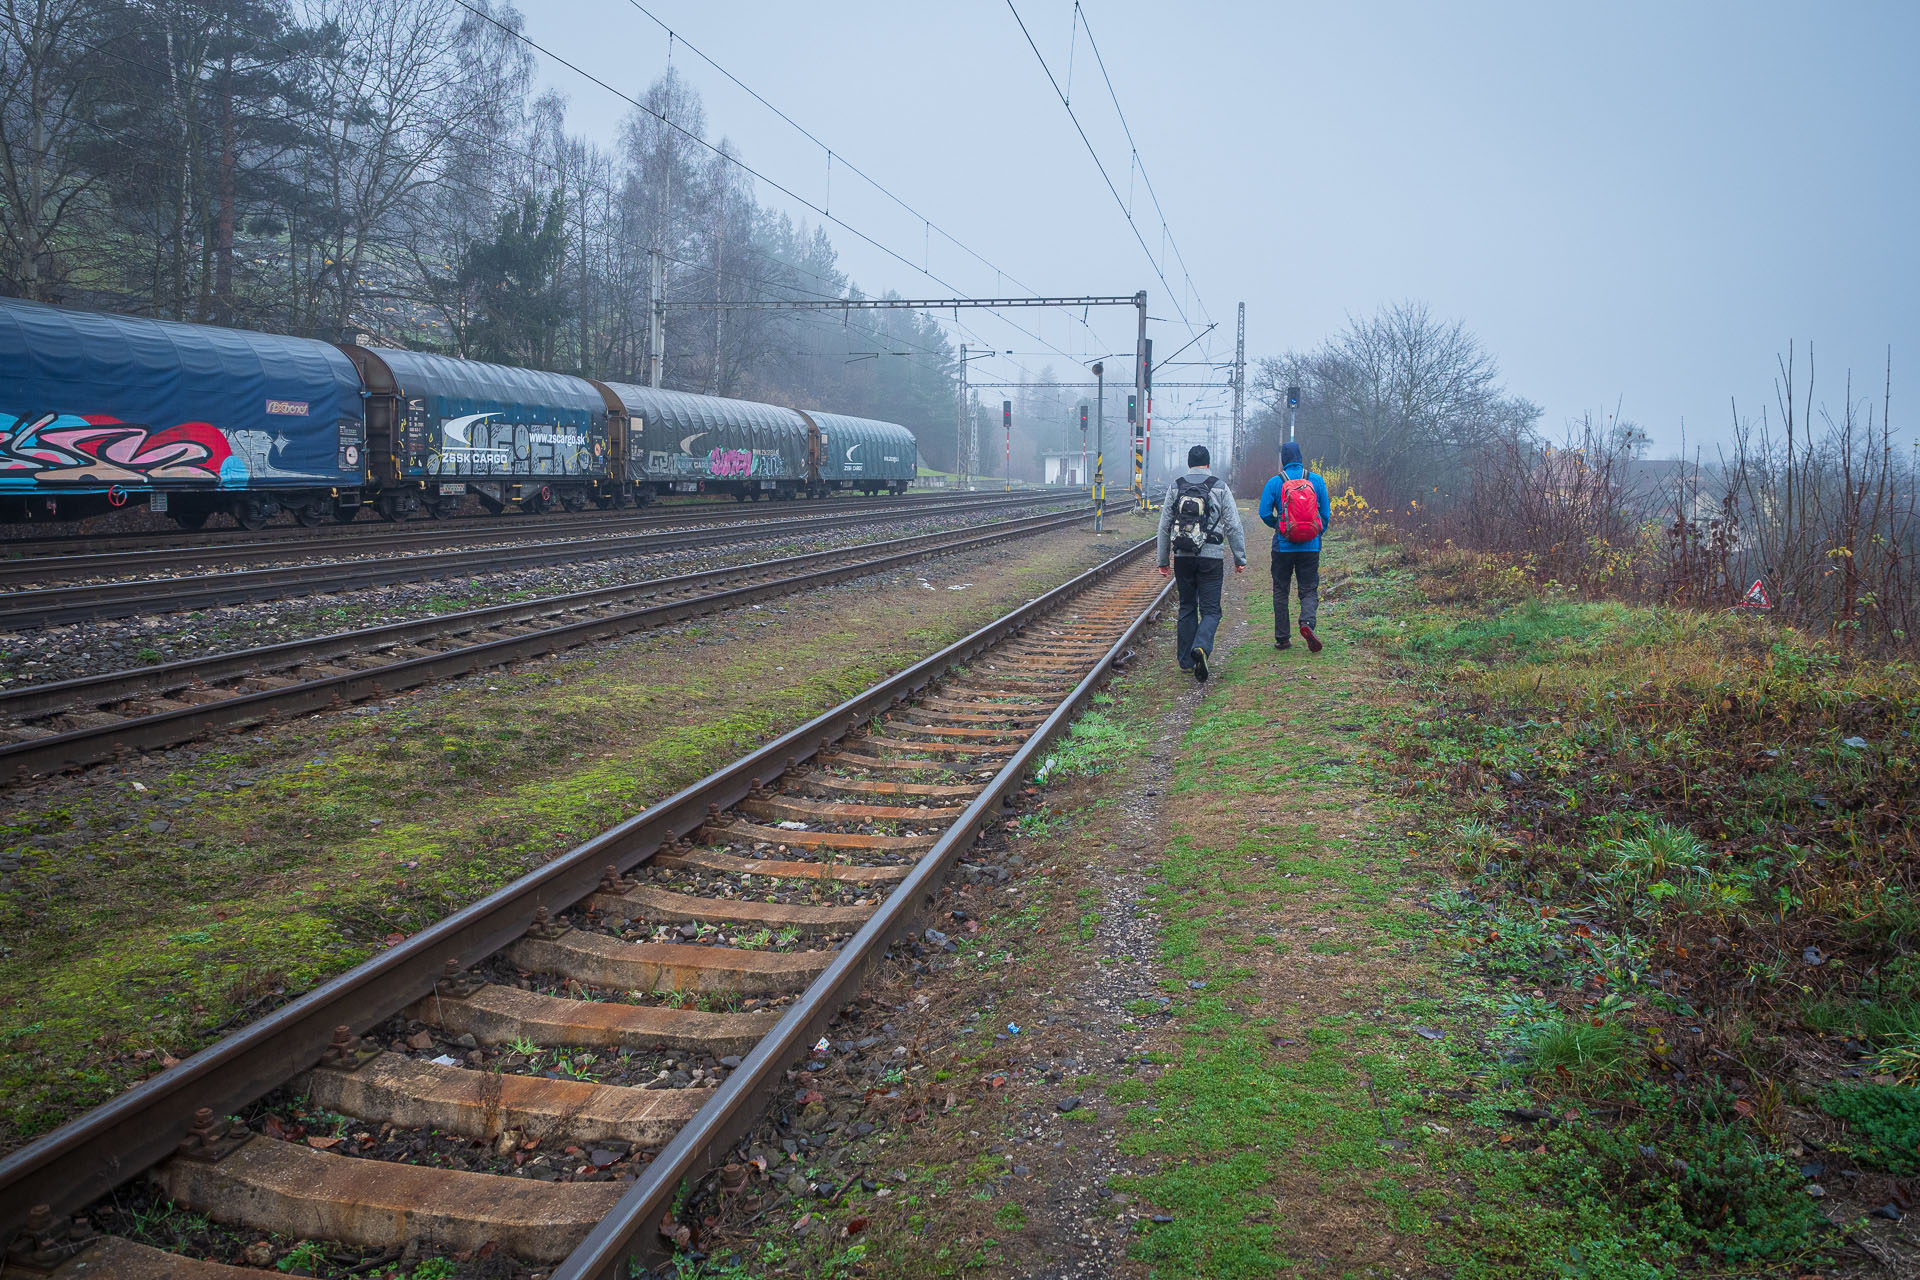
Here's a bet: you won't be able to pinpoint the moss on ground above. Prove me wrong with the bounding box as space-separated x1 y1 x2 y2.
0 532 1115 1149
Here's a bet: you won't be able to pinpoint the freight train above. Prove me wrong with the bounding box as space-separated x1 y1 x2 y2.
0 299 918 528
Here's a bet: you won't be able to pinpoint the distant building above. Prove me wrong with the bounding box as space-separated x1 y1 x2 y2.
1041 451 1091 486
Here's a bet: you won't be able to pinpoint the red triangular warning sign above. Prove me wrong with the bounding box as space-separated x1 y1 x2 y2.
1738 579 1772 609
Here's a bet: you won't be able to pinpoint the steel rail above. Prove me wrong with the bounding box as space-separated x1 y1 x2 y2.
0 533 1156 1240
0 508 1089 779
0 492 962 560
556 546 1171 1278
0 492 970 580
0 493 1063 629
0 507 1085 722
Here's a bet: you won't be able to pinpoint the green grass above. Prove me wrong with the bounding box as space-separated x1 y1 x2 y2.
1112 593 1461 1277
0 537 1113 1146
1115 531 1844 1278
1519 1015 1635 1089
1038 701 1144 780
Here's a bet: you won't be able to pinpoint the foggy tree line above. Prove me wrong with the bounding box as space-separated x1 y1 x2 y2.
0 0 968 463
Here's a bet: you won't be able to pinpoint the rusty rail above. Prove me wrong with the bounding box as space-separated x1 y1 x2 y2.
0 534 1162 1245
1 507 1088 779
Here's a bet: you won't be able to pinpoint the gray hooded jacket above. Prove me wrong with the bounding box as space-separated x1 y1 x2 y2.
1155 468 1247 567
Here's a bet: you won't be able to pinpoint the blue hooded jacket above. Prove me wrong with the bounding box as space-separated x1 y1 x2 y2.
1258 440 1331 554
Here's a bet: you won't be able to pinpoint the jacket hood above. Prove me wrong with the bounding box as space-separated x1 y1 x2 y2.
1280 441 1304 469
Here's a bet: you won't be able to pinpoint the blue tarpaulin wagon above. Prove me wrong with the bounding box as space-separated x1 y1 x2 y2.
0 298 363 528
798 411 917 495
342 347 613 519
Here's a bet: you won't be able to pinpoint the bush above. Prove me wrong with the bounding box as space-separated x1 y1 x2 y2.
1539 1087 1831 1269
1820 1083 1920 1174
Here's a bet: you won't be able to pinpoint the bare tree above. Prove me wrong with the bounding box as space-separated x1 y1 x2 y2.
291 0 527 335
1254 301 1539 502
0 0 110 300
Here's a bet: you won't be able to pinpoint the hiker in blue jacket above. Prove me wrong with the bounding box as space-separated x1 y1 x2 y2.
1258 441 1331 652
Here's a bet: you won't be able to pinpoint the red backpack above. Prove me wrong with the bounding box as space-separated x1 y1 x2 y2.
1279 473 1322 543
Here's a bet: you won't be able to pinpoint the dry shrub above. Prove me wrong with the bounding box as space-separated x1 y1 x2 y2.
1381 349 1918 654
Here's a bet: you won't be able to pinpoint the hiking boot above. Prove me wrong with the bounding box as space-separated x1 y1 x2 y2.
1299 623 1322 653
1274 639 1291 650
1190 646 1209 682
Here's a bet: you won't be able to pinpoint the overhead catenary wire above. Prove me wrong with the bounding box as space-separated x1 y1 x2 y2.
614 0 1113 354
1003 0 1210 355
1072 1 1216 351
448 0 1108 379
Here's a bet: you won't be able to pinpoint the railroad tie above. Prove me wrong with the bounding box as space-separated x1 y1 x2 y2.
785 771 978 801
503 933 834 994
585 882 880 933
407 983 776 1056
653 845 916 883
740 793 968 823
295 1053 703 1147
151 1137 623 1264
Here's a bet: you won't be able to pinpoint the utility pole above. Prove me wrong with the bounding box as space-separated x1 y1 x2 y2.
1092 361 1105 533
1133 289 1149 512
647 246 665 388
954 346 1008 490
956 344 971 489
1003 400 1012 492
1231 302 1246 487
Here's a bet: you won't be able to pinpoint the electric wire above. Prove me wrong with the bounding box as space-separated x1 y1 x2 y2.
1003 0 1210 357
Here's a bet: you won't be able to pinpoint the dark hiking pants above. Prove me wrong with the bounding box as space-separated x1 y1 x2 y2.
1174 556 1224 667
1270 549 1320 641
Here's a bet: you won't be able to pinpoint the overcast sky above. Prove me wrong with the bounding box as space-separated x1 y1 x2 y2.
519 0 1917 456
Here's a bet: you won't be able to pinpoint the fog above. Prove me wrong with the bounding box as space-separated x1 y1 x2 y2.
516 0 1918 456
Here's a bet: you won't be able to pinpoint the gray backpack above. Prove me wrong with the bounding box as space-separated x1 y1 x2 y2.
1170 475 1221 555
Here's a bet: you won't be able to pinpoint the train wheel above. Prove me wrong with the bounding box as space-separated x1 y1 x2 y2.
595 495 616 510
561 492 587 514
293 500 334 527
332 505 360 524
230 499 271 531
427 498 460 519
170 509 210 531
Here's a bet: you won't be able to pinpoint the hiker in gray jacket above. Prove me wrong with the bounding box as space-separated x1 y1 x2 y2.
1155 444 1247 682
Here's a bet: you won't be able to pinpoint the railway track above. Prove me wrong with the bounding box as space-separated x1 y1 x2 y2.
0 535 1168 1277
0 493 957 580
0 507 1092 779
0 492 960 560
0 492 1064 630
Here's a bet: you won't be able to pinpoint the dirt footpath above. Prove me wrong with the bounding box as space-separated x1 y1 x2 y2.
689 533 1470 1279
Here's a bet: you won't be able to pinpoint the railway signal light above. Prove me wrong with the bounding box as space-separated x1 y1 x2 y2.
1287 385 1300 409
1127 393 1137 424
1003 400 1011 428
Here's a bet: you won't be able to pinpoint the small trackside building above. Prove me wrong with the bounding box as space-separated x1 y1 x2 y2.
343 346 613 519
0 297 363 528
